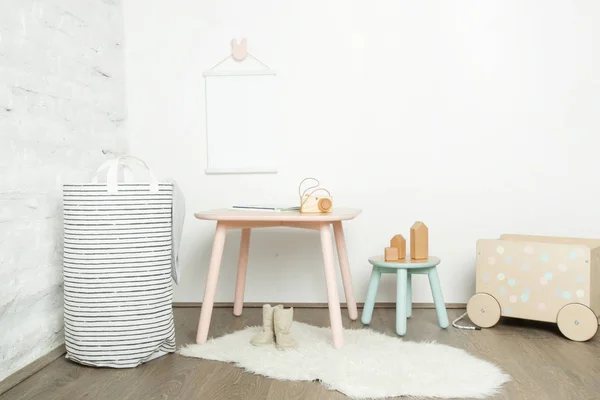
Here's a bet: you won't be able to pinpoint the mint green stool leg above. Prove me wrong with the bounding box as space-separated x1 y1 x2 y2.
396 269 408 336
361 267 382 325
427 267 449 328
406 271 412 318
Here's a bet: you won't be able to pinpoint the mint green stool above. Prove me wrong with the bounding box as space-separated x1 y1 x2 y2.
361 255 449 336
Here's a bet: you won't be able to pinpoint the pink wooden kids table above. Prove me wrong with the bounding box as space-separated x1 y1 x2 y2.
194 208 362 348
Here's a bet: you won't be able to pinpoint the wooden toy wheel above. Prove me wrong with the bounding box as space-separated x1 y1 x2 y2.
556 303 598 342
318 197 332 212
467 293 501 328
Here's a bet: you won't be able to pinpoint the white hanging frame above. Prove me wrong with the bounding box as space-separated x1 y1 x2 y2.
203 39 278 175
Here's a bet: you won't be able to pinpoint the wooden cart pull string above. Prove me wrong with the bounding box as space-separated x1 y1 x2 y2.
452 312 481 330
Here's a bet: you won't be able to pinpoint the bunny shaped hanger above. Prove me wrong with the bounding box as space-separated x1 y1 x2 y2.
231 38 248 61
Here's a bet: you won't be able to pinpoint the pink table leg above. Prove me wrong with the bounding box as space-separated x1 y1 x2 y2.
233 228 251 316
196 221 228 344
319 222 344 348
333 221 358 320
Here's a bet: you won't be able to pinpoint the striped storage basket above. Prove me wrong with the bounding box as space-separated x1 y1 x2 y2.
62 156 176 368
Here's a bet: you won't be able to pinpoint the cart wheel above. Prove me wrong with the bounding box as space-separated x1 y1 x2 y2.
556 303 598 342
467 293 501 328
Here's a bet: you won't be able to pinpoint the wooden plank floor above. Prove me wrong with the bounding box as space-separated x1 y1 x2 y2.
2 307 599 400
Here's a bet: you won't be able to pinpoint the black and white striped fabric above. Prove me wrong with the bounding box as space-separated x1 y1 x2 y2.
62 182 176 368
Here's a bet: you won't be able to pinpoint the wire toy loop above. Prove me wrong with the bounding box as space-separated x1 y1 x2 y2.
298 177 332 208
299 177 320 198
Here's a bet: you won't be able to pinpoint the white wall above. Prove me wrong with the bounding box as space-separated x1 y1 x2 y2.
0 0 126 381
123 1 600 305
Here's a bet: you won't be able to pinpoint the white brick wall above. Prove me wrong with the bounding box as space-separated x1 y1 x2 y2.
0 0 126 381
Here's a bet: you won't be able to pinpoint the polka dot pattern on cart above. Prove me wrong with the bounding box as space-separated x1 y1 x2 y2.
569 251 577 259
558 264 567 272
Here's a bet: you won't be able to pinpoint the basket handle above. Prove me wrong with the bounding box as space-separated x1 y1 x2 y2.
92 155 159 193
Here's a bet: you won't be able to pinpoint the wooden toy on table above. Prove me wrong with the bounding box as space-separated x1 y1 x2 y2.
390 234 407 260
385 247 399 261
410 221 428 260
467 234 600 342
299 177 333 214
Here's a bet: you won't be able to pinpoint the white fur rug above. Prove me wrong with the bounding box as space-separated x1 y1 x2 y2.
179 322 509 399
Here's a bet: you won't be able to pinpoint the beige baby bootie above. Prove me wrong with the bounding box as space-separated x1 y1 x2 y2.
274 307 296 349
251 304 282 346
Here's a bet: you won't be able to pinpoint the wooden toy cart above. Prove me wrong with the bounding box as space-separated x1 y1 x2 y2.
467 234 600 341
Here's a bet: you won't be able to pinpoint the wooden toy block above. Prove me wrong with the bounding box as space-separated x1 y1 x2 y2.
390 234 406 260
385 247 399 261
410 221 428 260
